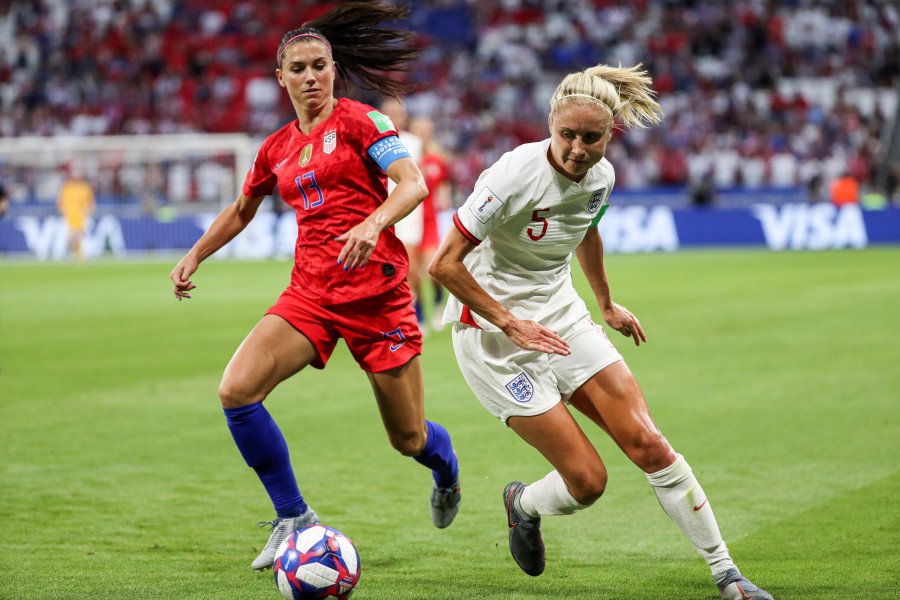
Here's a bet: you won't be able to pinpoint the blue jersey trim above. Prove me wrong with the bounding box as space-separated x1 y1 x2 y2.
367 136 411 172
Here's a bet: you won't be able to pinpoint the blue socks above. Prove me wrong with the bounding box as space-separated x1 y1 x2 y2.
223 403 307 519
414 420 459 488
226 406 457 513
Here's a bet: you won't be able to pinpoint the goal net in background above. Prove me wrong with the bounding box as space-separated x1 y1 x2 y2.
0 134 298 260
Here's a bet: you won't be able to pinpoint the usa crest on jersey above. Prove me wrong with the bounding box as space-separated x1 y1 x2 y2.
323 130 337 154
505 373 534 403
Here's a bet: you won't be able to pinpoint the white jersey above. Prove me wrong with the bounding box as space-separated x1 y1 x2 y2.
444 139 615 331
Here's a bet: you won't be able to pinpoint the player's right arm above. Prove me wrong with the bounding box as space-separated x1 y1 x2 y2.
170 193 265 300
429 226 570 356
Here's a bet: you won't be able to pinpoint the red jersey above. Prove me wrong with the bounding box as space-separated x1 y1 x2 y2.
243 98 409 305
419 151 450 249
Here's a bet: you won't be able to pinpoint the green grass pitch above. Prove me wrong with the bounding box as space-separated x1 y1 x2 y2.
1 248 898 600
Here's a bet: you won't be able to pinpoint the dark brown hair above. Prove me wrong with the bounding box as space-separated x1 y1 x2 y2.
277 1 418 98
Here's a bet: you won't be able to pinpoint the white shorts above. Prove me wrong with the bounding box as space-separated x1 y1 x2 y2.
451 301 623 424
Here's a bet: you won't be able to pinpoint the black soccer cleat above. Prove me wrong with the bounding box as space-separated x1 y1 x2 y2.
503 481 545 576
716 567 774 600
430 479 461 528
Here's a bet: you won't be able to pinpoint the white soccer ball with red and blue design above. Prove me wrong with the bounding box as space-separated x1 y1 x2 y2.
273 524 361 600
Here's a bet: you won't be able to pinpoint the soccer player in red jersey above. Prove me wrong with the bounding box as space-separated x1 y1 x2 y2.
170 2 459 571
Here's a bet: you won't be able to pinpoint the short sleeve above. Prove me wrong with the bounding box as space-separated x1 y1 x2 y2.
242 142 277 198
589 183 615 227
353 108 400 154
453 167 519 244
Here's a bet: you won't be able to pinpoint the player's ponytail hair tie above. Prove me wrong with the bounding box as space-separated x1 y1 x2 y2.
277 33 333 64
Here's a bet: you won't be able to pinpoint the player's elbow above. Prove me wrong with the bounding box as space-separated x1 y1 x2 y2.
427 255 447 285
415 175 429 202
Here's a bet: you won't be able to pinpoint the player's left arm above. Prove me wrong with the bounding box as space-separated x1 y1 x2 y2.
575 226 646 346
336 156 427 270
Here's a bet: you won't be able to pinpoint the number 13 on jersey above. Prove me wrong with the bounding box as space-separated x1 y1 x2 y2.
296 171 324 210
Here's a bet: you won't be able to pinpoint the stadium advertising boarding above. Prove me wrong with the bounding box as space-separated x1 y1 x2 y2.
1 204 898 259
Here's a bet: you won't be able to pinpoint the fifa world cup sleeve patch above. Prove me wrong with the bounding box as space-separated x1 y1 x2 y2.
368 136 411 172
468 186 505 224
366 110 397 134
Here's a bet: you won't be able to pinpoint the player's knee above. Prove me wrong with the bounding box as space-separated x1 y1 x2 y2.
627 430 675 473
389 429 426 457
218 379 264 408
570 465 608 505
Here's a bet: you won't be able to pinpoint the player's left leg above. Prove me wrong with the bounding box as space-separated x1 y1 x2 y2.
367 356 460 528
568 362 773 598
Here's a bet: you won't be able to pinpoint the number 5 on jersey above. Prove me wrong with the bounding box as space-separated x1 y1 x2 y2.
296 171 324 210
528 208 550 241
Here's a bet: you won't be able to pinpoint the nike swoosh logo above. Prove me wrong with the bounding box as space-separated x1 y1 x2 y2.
273 159 287 170
390 341 405 351
693 498 709 511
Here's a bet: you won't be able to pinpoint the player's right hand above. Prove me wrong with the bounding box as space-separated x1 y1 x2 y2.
503 318 570 356
170 256 198 301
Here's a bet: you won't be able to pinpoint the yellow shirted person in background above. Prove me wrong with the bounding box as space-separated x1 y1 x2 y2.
57 168 96 261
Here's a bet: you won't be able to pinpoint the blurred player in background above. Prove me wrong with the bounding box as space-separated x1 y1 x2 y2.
380 97 428 325
409 115 453 331
170 1 460 571
56 164 95 261
0 180 8 219
430 63 773 600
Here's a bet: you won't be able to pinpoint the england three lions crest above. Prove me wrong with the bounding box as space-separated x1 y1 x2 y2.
323 131 337 155
505 373 534 403
588 188 607 213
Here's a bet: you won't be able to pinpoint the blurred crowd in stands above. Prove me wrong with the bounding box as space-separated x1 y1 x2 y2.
1 0 898 206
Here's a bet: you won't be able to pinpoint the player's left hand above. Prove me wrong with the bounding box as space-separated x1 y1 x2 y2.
170 254 199 301
335 219 380 271
603 302 646 346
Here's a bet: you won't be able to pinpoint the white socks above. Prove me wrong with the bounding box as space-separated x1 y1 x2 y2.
646 454 735 577
518 469 590 517
516 456 737 580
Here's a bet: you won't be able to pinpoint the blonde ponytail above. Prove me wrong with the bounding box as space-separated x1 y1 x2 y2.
550 63 664 129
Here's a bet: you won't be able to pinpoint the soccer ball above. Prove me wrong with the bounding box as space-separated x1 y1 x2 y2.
273 524 361 600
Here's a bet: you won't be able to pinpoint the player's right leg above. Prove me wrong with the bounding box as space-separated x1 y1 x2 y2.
450 323 605 575
219 314 321 570
504 404 607 576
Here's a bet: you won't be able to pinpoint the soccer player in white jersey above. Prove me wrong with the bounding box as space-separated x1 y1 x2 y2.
429 63 773 600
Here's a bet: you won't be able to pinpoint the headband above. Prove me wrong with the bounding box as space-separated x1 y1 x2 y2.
551 93 614 116
277 33 333 64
